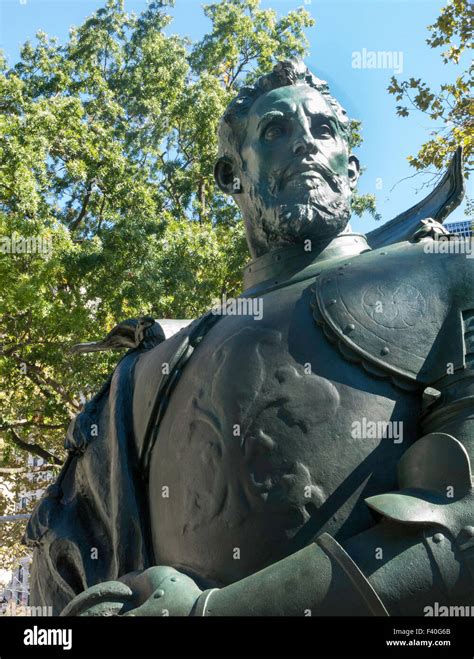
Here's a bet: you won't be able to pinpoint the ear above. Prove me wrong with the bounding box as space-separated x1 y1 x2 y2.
348 154 360 191
214 157 242 195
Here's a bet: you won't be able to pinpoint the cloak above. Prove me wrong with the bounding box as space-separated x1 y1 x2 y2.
24 347 152 615
24 312 220 614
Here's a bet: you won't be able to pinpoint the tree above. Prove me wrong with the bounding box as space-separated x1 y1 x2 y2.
388 0 473 176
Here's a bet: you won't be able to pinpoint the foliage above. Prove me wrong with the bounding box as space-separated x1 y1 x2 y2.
387 0 473 175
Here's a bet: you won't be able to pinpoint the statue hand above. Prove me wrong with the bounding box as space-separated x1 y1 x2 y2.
119 566 203 616
60 580 134 616
61 566 203 616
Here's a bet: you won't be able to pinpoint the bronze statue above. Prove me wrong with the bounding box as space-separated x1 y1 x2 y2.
26 59 473 617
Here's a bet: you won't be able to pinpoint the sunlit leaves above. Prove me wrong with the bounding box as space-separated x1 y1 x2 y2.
387 0 473 175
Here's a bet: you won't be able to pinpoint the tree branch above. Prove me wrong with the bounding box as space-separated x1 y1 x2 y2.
389 169 443 193
228 53 252 89
0 420 66 431
69 181 93 232
97 194 107 234
7 429 63 466
8 354 80 412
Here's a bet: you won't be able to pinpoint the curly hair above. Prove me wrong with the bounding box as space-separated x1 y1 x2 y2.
217 58 351 163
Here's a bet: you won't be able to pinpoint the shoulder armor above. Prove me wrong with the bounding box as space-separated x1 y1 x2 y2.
312 239 474 388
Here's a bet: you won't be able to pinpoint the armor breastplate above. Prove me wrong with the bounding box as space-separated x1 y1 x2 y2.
141 237 423 586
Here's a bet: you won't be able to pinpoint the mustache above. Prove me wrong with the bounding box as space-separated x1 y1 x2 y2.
273 159 343 195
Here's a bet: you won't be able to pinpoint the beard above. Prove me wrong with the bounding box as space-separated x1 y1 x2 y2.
271 185 352 244
239 163 355 257
262 168 353 246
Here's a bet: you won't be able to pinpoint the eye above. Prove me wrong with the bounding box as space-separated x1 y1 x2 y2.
313 123 333 139
263 122 286 142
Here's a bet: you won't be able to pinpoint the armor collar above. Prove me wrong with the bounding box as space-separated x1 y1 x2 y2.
243 232 371 296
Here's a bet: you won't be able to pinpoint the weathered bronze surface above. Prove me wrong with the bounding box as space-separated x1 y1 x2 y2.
26 59 473 617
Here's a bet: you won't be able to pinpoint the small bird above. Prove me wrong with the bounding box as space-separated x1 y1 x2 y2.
70 316 165 354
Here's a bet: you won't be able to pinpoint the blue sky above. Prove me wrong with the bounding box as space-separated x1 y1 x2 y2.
0 0 471 233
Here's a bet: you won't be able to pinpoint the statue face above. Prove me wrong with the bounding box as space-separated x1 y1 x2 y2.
216 85 360 257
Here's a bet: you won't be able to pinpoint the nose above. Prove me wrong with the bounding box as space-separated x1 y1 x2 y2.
292 130 317 157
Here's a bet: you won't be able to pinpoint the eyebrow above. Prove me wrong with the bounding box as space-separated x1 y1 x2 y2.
257 108 338 132
257 110 290 130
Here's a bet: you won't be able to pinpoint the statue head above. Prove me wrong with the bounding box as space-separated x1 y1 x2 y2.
214 59 360 259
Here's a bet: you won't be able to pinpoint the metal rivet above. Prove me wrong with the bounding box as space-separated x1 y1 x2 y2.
433 533 444 544
170 576 178 582
154 589 165 598
345 324 355 333
327 299 337 306
381 346 390 355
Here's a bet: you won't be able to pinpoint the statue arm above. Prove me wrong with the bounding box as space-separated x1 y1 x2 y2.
60 510 474 617
59 534 392 617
